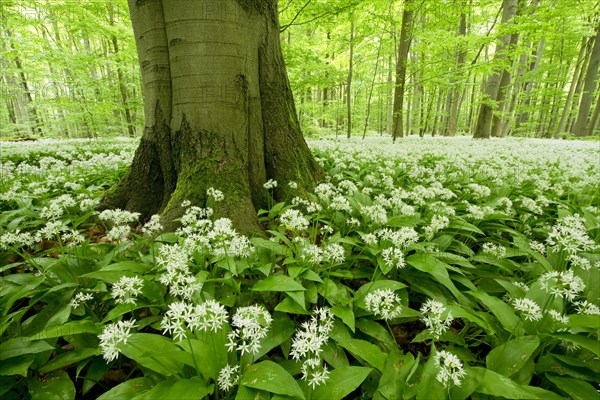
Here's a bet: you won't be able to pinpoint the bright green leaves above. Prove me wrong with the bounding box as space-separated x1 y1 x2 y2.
240 361 305 399
311 366 372 400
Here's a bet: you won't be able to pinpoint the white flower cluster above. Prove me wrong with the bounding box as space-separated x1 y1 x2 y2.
300 242 346 265
481 242 507 259
423 215 450 240
161 300 228 341
434 350 466 387
290 308 334 389
217 364 240 392
381 247 406 270
69 292 93 308
141 215 162 236
377 227 419 248
99 208 140 242
263 179 278 190
546 214 596 255
280 208 310 231
157 243 201 300
40 194 77 220
361 204 388 225
365 289 402 320
574 300 600 315
226 305 272 356
111 276 144 305
206 187 224 202
420 299 453 339
99 319 137 362
513 298 542 321
539 270 585 301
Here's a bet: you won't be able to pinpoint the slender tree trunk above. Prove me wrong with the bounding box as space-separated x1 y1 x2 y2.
387 55 394 136
555 37 587 137
473 0 518 138
102 0 322 234
448 5 467 136
586 93 600 136
572 21 600 136
363 35 384 139
346 16 354 138
392 0 414 141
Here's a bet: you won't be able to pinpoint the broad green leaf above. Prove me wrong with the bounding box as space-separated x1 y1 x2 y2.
132 378 213 400
96 377 155 400
355 318 397 352
337 338 386 372
448 219 484 235
407 253 466 303
416 346 446 400
102 302 152 323
446 305 494 334
567 314 600 329
552 333 600 357
254 313 296 359
468 291 520 333
120 333 193 376
486 336 540 377
475 368 538 399
311 366 372 400
376 350 416 399
28 371 75 400
178 332 229 381
0 356 34 377
240 360 305 399
26 320 100 340
0 338 54 360
81 261 149 283
235 385 271 400
251 275 305 292
331 305 355 332
40 348 99 373
274 297 311 315
546 374 598 400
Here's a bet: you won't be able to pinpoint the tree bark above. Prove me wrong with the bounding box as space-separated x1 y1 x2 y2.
101 0 322 235
346 15 354 139
447 3 467 137
473 0 518 139
572 21 600 136
391 0 414 141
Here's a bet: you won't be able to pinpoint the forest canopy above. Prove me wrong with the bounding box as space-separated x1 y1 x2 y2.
1 0 599 139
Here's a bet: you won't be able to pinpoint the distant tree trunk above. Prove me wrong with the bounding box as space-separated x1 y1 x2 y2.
515 39 544 134
346 16 354 138
555 37 587 137
363 35 384 139
586 93 600 136
447 4 467 137
392 0 414 141
473 0 518 139
101 0 323 234
572 21 600 136
386 55 394 136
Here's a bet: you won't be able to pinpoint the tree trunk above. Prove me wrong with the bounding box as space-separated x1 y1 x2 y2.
447 4 467 137
346 15 354 139
586 93 600 136
391 0 414 141
473 0 518 138
572 21 600 136
101 0 322 235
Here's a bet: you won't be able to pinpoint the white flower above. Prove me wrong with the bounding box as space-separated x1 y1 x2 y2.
362 204 387 225
365 289 402 320
288 181 298 189
382 247 406 269
302 244 324 264
207 187 224 202
218 364 240 392
539 270 585 301
420 299 453 339
99 320 137 362
568 255 591 270
546 214 596 255
112 276 144 305
69 292 93 308
99 209 140 225
574 300 600 315
324 243 345 264
280 209 310 231
434 350 466 387
142 215 163 236
481 242 507 259
264 179 278 190
513 298 542 321
548 309 569 325
161 300 228 341
228 305 272 355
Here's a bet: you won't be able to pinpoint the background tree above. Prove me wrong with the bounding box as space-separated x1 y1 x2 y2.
101 0 322 234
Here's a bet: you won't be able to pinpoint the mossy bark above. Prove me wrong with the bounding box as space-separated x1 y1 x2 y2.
101 0 322 235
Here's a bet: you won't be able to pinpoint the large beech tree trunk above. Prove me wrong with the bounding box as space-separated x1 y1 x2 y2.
101 0 322 234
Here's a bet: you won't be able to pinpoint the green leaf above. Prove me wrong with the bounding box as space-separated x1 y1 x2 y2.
407 253 466 303
28 371 75 400
0 338 54 360
96 377 155 400
311 366 372 400
376 350 416 399
40 348 99 373
275 297 311 315
235 385 271 400
81 261 149 283
474 368 538 399
337 338 386 372
448 218 484 235
552 333 600 357
486 336 540 377
102 302 152 323
26 320 100 340
416 347 446 400
251 275 305 292
240 361 305 399
331 305 355 332
546 375 598 400
567 314 600 329
468 291 520 333
120 333 193 376
178 332 229 381
254 313 296 359
355 319 397 352
132 378 213 400
354 279 406 309
0 356 34 377
446 305 494 334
